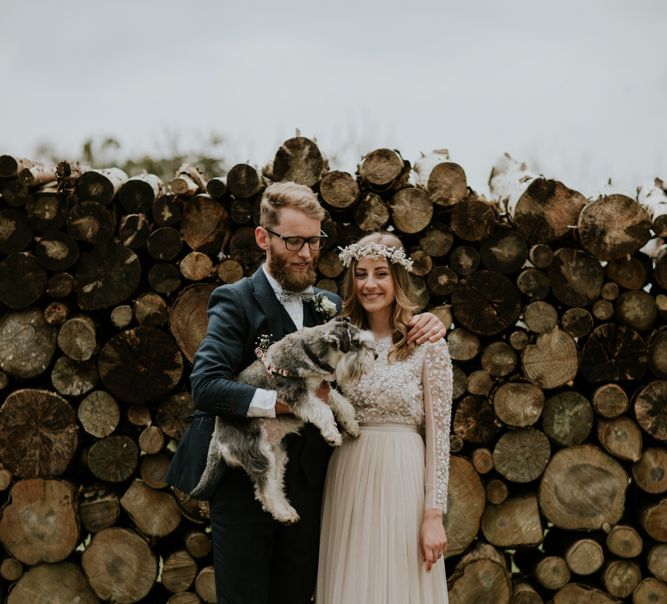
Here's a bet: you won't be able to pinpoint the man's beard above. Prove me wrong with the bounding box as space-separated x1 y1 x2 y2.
268 252 318 292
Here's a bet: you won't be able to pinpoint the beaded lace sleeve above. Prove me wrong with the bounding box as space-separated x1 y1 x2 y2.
422 339 453 513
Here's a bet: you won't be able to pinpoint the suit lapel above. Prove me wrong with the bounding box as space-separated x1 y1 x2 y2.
250 267 296 339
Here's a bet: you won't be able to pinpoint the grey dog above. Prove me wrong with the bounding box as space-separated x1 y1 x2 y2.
190 317 377 523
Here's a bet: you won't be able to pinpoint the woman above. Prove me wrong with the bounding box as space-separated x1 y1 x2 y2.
316 231 452 603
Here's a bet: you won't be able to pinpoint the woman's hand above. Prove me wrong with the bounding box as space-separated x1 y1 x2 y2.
407 312 447 345
420 508 447 572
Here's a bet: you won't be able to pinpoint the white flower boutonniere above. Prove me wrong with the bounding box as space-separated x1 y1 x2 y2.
312 292 338 320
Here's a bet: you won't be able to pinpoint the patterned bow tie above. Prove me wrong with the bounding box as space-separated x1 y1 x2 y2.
279 288 314 304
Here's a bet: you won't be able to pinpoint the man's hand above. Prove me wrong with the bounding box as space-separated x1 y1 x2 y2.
407 312 447 345
275 401 292 415
315 381 331 403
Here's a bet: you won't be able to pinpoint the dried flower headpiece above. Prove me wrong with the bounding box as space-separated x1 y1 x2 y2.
337 242 414 272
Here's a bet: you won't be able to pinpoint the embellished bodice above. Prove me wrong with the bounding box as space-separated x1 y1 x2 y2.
344 337 427 426
342 337 454 512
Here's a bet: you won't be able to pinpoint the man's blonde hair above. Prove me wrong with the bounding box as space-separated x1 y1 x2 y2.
259 182 325 228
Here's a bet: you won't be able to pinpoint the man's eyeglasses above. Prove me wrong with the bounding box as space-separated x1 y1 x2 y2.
264 227 328 252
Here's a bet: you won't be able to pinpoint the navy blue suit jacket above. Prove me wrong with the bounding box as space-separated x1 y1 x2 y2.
165 267 341 499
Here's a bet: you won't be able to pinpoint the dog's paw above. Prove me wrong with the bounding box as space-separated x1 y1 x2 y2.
274 507 300 524
324 431 343 447
345 421 360 438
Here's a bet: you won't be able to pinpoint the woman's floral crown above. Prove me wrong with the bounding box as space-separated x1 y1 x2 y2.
337 242 414 272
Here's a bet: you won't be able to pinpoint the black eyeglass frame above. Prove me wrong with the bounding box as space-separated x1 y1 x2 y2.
264 227 328 251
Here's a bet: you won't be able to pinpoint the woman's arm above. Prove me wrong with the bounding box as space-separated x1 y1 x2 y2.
420 339 454 570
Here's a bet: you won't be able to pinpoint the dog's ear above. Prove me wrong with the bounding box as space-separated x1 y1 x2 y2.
326 330 352 352
339 328 351 353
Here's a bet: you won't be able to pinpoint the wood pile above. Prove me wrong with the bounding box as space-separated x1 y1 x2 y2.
0 140 666 603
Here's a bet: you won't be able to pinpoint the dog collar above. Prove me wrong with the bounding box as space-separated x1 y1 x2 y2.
255 347 297 379
300 340 336 376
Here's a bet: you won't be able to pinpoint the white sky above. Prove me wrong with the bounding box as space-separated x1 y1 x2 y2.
2 0 666 196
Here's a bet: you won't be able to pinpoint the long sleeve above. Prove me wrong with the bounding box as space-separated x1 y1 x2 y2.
190 285 260 417
422 339 453 513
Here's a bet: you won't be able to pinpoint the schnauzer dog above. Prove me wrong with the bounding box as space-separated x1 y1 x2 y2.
190 316 377 523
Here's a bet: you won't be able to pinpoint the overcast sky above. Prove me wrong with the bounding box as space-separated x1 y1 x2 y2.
2 0 665 196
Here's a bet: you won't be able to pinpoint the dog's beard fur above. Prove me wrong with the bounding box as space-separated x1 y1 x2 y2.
268 250 318 292
335 336 377 386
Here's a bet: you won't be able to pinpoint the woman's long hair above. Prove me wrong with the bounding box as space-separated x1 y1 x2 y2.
340 232 418 361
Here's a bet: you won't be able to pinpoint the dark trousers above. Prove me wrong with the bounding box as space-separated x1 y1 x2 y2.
209 441 326 604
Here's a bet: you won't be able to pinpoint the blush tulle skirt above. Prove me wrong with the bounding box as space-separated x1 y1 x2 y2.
316 423 448 604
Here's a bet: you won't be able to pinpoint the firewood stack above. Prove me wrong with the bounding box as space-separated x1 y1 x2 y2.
0 140 666 603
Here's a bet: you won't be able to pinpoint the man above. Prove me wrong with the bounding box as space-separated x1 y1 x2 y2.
166 181 446 604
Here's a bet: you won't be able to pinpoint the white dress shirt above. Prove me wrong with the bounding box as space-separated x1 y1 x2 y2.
246 265 309 418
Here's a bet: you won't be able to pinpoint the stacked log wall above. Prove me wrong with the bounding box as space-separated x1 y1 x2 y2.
0 142 665 603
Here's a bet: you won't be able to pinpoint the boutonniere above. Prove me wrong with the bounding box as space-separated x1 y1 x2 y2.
254 333 274 360
312 292 338 320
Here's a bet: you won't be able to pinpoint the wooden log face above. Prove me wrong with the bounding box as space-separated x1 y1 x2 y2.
542 391 594 446
98 326 183 404
358 148 404 188
319 170 359 209
169 284 217 364
592 383 628 418
448 544 511 604
482 494 543 548
493 382 544 427
578 194 652 261
452 271 522 336
606 255 648 290
450 197 496 242
479 229 528 274
180 195 231 255
453 395 499 444
634 380 667 441
0 389 78 477
120 479 181 537
0 479 79 564
75 242 141 310
539 445 628 530
581 323 647 383
35 230 80 271
632 447 667 494
493 428 551 483
388 186 433 234
549 248 604 307
353 192 390 231
647 544 667 581
81 527 157 603
565 538 605 575
633 578 667 604
444 456 486 557
552 583 621 604
615 290 657 332
419 223 454 257
522 328 578 390
426 162 467 208
648 328 667 379
0 308 57 379
0 207 33 253
226 163 262 199
155 392 194 440
516 267 550 300
513 179 586 243
0 252 47 309
597 416 643 462
272 137 324 187
87 436 138 483
7 561 101 604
